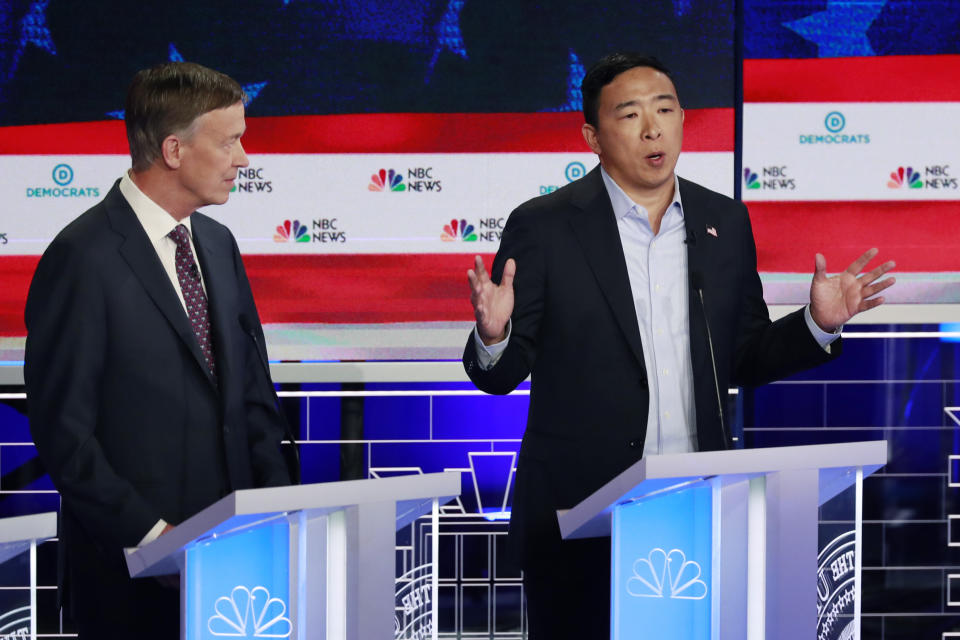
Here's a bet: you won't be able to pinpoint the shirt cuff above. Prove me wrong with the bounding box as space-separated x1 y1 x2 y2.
473 320 511 370
804 305 841 353
138 519 169 547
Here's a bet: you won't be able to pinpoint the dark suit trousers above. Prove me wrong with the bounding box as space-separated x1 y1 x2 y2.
68 539 179 640
524 536 611 639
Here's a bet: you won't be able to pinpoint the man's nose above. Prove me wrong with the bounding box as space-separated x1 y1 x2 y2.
641 116 662 140
235 141 250 167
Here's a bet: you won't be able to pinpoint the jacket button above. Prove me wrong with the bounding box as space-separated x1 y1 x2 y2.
628 440 640 448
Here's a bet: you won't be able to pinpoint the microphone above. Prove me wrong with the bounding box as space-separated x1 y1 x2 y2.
189 262 200 280
690 271 729 449
684 230 697 245
239 314 301 484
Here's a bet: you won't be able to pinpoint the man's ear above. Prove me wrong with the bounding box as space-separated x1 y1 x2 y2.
582 123 601 155
160 134 183 170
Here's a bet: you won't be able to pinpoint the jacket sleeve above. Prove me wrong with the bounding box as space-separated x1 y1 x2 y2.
731 206 840 388
24 239 160 549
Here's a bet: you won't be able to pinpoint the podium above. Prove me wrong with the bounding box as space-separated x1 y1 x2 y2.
557 441 887 640
0 512 57 640
125 472 461 640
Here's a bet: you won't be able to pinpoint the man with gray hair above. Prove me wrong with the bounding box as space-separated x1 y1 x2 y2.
25 62 291 639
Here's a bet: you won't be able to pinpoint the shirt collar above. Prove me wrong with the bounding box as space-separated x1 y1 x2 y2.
600 165 683 222
119 170 193 243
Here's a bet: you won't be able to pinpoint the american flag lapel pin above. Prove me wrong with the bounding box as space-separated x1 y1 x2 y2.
706 225 718 238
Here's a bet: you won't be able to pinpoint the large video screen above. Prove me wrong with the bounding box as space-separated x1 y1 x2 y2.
0 0 735 347
742 0 960 306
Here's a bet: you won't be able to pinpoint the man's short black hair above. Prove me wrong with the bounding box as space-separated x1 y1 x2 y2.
581 53 676 128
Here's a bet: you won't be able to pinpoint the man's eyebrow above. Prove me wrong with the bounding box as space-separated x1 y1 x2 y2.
613 94 678 110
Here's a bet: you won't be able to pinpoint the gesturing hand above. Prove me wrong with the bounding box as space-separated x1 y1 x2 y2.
809 248 896 333
468 255 515 345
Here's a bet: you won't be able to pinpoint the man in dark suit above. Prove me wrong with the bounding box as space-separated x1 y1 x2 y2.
463 53 895 638
24 62 291 639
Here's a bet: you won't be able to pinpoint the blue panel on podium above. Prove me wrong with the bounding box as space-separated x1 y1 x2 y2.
185 521 291 640
612 483 712 640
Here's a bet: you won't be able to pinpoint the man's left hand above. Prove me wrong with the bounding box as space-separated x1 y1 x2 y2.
809 247 896 333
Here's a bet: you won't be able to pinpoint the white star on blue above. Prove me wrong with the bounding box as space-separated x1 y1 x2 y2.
3 0 56 84
543 49 585 112
21 0 56 55
242 81 267 104
106 45 267 118
426 0 466 83
168 43 184 62
784 0 887 57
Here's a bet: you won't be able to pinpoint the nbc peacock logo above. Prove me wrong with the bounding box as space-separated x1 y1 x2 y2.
441 219 477 242
887 166 922 189
207 585 291 637
626 548 708 600
743 168 761 190
273 220 309 243
368 168 406 192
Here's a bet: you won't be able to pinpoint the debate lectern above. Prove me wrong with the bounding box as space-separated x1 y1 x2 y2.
0 512 57 640
124 472 461 640
558 441 887 640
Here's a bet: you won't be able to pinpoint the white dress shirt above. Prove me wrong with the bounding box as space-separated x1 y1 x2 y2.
118 171 208 314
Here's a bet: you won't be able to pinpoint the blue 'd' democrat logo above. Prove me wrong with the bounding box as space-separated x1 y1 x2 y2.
799 110 869 145
541 160 590 194
564 161 586 182
52 163 74 186
824 111 846 133
26 163 100 198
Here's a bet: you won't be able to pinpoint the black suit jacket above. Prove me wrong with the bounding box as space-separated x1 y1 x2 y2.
463 167 838 565
24 182 290 600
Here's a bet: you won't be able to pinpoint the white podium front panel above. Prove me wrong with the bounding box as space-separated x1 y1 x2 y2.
185 520 292 639
612 482 713 640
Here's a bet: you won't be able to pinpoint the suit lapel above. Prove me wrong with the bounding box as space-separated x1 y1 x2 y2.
105 186 216 389
191 215 234 397
679 177 717 386
679 178 710 288
567 169 646 369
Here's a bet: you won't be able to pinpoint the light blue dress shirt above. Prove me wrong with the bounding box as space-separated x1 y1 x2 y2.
601 168 697 454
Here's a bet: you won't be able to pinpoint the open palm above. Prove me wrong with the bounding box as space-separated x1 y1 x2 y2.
809 248 896 332
468 255 515 345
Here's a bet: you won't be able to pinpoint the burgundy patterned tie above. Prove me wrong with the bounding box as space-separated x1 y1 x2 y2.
169 224 216 379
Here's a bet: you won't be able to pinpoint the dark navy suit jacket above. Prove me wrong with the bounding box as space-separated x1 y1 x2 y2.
463 166 838 565
24 182 289 608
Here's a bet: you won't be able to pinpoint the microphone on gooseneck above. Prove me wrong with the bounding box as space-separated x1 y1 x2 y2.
684 230 697 246
239 314 301 484
690 271 729 449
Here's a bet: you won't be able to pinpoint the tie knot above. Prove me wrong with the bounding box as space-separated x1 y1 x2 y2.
169 224 191 248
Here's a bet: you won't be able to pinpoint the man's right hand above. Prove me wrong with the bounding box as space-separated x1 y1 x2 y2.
468 255 515 345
